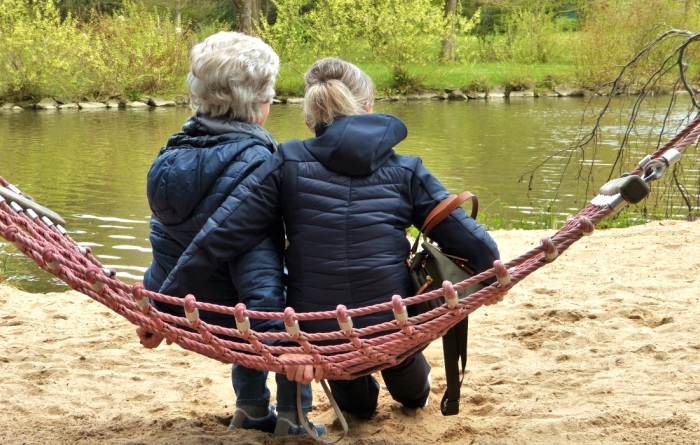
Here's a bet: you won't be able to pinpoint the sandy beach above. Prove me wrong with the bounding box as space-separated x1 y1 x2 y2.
1 220 699 445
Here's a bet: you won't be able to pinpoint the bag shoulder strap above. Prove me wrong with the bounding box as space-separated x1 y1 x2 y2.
440 317 469 416
411 191 478 254
411 191 477 416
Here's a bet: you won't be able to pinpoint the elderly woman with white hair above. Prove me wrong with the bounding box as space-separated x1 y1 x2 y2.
161 57 500 417
138 31 325 437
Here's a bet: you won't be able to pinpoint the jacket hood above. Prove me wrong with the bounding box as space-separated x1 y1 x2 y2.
147 116 276 225
305 114 407 176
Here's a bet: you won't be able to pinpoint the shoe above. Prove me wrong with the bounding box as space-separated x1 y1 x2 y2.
273 417 327 437
228 406 278 434
400 405 425 417
400 372 431 416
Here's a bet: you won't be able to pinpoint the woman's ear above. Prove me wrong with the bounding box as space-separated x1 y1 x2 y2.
363 102 373 113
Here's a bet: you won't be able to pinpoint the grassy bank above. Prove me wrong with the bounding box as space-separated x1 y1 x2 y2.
3 1 700 104
274 61 580 98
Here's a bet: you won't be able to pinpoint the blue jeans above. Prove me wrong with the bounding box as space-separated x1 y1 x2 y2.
232 364 313 413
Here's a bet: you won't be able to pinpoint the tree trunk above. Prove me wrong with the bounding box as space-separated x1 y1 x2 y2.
234 0 253 35
261 0 271 24
252 0 261 31
440 0 457 62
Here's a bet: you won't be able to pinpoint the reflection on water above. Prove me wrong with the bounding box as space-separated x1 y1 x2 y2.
1 97 696 293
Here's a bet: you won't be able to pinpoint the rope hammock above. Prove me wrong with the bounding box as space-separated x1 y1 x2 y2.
1 115 698 383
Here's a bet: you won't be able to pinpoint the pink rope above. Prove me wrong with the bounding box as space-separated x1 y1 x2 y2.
0 184 613 380
0 115 694 379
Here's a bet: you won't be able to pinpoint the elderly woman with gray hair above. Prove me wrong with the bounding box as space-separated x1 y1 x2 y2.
160 57 500 418
138 31 325 437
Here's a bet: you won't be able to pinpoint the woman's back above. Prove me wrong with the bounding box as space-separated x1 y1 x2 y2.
276 113 499 334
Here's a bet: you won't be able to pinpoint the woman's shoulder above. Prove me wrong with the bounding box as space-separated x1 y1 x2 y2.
390 152 425 170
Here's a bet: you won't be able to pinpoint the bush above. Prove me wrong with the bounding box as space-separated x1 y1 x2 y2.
86 2 194 99
574 0 700 89
0 0 93 101
0 0 193 102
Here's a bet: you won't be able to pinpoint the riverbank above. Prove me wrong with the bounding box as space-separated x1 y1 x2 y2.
1 220 698 444
0 84 591 112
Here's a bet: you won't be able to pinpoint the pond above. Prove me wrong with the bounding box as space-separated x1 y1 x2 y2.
1 96 695 293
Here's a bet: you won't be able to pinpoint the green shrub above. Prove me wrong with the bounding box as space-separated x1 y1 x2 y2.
574 0 700 89
260 0 478 93
0 0 93 101
86 2 193 99
0 0 193 101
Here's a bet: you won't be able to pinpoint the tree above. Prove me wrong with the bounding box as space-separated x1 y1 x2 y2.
234 0 253 34
440 0 457 62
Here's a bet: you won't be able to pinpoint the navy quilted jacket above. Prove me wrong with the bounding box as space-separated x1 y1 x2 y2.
161 113 499 334
144 116 285 332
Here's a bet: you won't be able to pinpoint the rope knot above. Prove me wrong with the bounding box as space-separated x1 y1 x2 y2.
336 304 353 333
284 307 300 339
442 281 458 309
540 237 558 262
391 295 408 325
184 294 199 325
5 226 24 249
579 216 595 236
494 260 511 286
131 283 150 312
41 247 59 271
234 303 250 335
85 267 105 293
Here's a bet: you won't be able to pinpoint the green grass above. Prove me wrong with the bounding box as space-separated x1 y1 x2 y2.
275 61 578 98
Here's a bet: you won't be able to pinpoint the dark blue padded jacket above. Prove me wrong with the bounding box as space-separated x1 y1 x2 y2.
161 113 499 335
144 116 285 333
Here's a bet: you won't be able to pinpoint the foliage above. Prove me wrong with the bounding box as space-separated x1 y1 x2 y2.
523 29 700 224
259 0 479 93
5 0 700 102
595 207 650 229
0 246 21 285
0 0 193 102
86 1 193 99
497 7 562 64
575 0 700 89
57 0 124 21
0 0 94 101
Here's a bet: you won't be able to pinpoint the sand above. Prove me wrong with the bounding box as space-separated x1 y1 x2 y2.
1 220 699 445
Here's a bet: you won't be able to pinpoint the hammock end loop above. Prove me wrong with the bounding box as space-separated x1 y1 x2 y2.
596 175 650 210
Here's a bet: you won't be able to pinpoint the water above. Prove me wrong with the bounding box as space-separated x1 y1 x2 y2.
1 97 696 293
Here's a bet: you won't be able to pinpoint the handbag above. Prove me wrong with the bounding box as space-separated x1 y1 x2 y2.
408 191 483 416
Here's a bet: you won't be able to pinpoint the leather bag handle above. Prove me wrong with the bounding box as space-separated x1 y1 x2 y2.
411 191 478 254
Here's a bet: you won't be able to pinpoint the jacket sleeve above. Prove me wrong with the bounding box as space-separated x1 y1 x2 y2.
159 153 284 298
227 221 286 333
409 158 500 275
